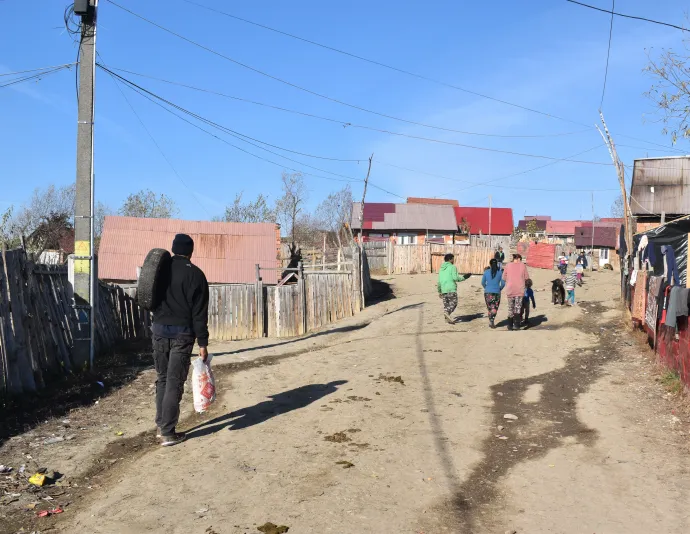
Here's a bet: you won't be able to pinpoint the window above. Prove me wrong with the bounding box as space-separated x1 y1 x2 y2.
397 233 417 245
600 248 609 260
368 233 390 242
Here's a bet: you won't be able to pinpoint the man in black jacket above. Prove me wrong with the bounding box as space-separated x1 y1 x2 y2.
494 247 505 270
152 234 209 447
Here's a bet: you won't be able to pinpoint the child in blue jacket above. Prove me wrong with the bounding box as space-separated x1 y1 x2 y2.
481 259 505 329
521 279 536 326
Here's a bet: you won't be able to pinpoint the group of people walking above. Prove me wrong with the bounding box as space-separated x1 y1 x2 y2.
436 248 534 330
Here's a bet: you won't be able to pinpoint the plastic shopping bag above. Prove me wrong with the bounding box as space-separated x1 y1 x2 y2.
191 354 216 413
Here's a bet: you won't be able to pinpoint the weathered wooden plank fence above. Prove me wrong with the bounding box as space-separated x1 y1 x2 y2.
391 243 494 275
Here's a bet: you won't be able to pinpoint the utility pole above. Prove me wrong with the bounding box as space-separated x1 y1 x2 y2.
596 111 634 262
357 154 374 309
591 191 595 271
71 0 98 370
488 195 492 242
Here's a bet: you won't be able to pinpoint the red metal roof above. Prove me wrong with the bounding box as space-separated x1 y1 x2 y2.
352 203 458 231
99 216 279 284
454 207 514 235
545 220 587 235
407 197 459 207
574 226 617 248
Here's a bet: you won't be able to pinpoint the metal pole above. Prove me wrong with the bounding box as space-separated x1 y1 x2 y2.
72 0 98 370
488 195 492 243
591 191 595 271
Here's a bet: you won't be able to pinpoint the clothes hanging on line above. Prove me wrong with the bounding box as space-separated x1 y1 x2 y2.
660 245 681 287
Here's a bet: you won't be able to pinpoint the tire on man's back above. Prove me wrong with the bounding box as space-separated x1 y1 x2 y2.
138 248 172 311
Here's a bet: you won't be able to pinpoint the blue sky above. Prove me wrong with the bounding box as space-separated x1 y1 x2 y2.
1 0 687 221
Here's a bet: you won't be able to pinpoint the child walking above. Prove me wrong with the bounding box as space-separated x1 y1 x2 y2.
576 260 584 286
521 279 536 326
437 253 467 324
565 268 577 306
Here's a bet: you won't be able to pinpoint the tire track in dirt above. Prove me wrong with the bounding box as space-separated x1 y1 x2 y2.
417 301 623 533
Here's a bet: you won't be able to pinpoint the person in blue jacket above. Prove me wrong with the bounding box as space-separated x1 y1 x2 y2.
481 258 505 329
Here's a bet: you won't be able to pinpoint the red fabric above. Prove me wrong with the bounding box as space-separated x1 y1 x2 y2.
453 207 514 235
526 243 556 270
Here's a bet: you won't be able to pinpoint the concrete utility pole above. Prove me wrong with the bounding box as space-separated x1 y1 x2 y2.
591 191 595 271
71 0 98 370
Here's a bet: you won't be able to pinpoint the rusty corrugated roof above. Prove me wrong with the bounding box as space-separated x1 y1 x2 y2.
407 197 459 207
99 216 279 284
351 203 458 231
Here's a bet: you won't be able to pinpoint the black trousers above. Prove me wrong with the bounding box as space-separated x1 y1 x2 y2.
153 336 194 436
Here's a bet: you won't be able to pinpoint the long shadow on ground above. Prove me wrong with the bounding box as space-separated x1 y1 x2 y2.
185 380 348 440
416 302 621 533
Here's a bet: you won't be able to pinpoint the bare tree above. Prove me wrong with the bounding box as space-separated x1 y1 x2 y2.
220 192 275 223
315 184 354 251
12 184 75 240
275 172 307 244
119 189 179 219
644 43 690 143
610 194 625 218
27 212 73 257
0 206 19 249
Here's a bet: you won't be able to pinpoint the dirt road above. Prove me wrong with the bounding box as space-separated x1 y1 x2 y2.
2 268 690 533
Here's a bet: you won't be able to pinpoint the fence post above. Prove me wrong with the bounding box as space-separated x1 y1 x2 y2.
255 263 264 338
298 261 307 335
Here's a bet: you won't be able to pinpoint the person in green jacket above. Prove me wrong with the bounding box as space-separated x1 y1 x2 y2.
437 253 468 324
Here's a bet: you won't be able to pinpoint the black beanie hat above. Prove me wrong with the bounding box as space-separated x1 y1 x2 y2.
172 234 194 256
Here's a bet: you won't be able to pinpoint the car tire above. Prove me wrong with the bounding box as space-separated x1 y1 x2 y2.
138 248 171 311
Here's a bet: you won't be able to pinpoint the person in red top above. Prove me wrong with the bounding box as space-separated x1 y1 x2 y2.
502 254 530 331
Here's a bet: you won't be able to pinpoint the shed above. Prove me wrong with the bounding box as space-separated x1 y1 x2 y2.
631 156 690 219
98 216 281 284
575 226 618 268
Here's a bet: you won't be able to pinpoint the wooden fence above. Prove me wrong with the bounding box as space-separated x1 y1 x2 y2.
391 243 494 275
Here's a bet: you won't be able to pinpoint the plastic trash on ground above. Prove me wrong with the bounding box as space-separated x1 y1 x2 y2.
191 354 216 413
28 473 46 486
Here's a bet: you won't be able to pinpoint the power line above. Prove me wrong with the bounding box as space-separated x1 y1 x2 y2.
566 0 688 32
106 1 609 141
182 0 590 126
98 65 366 179
104 66 591 140
0 62 77 77
600 0 615 110
0 65 73 88
98 66 363 186
106 2 683 159
101 66 612 166
100 58 213 216
433 144 608 198
378 159 617 192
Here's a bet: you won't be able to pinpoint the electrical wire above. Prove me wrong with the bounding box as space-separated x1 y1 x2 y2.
432 144 608 198
106 0 611 141
0 65 73 88
98 66 366 176
100 57 213 217
566 0 688 32
0 63 77 77
106 1 681 157
182 0 597 128
378 160 618 192
103 66 591 140
98 67 361 185
600 0 615 110
100 65 611 166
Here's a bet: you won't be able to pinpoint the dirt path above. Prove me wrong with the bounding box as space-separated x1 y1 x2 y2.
2 269 690 533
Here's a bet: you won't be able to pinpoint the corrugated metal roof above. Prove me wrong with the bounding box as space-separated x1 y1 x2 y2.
524 215 552 221
454 207 514 235
631 156 690 216
574 226 617 248
545 221 586 235
99 216 279 283
351 203 458 231
407 197 459 207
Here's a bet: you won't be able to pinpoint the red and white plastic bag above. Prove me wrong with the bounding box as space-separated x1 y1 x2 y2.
191 354 216 413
